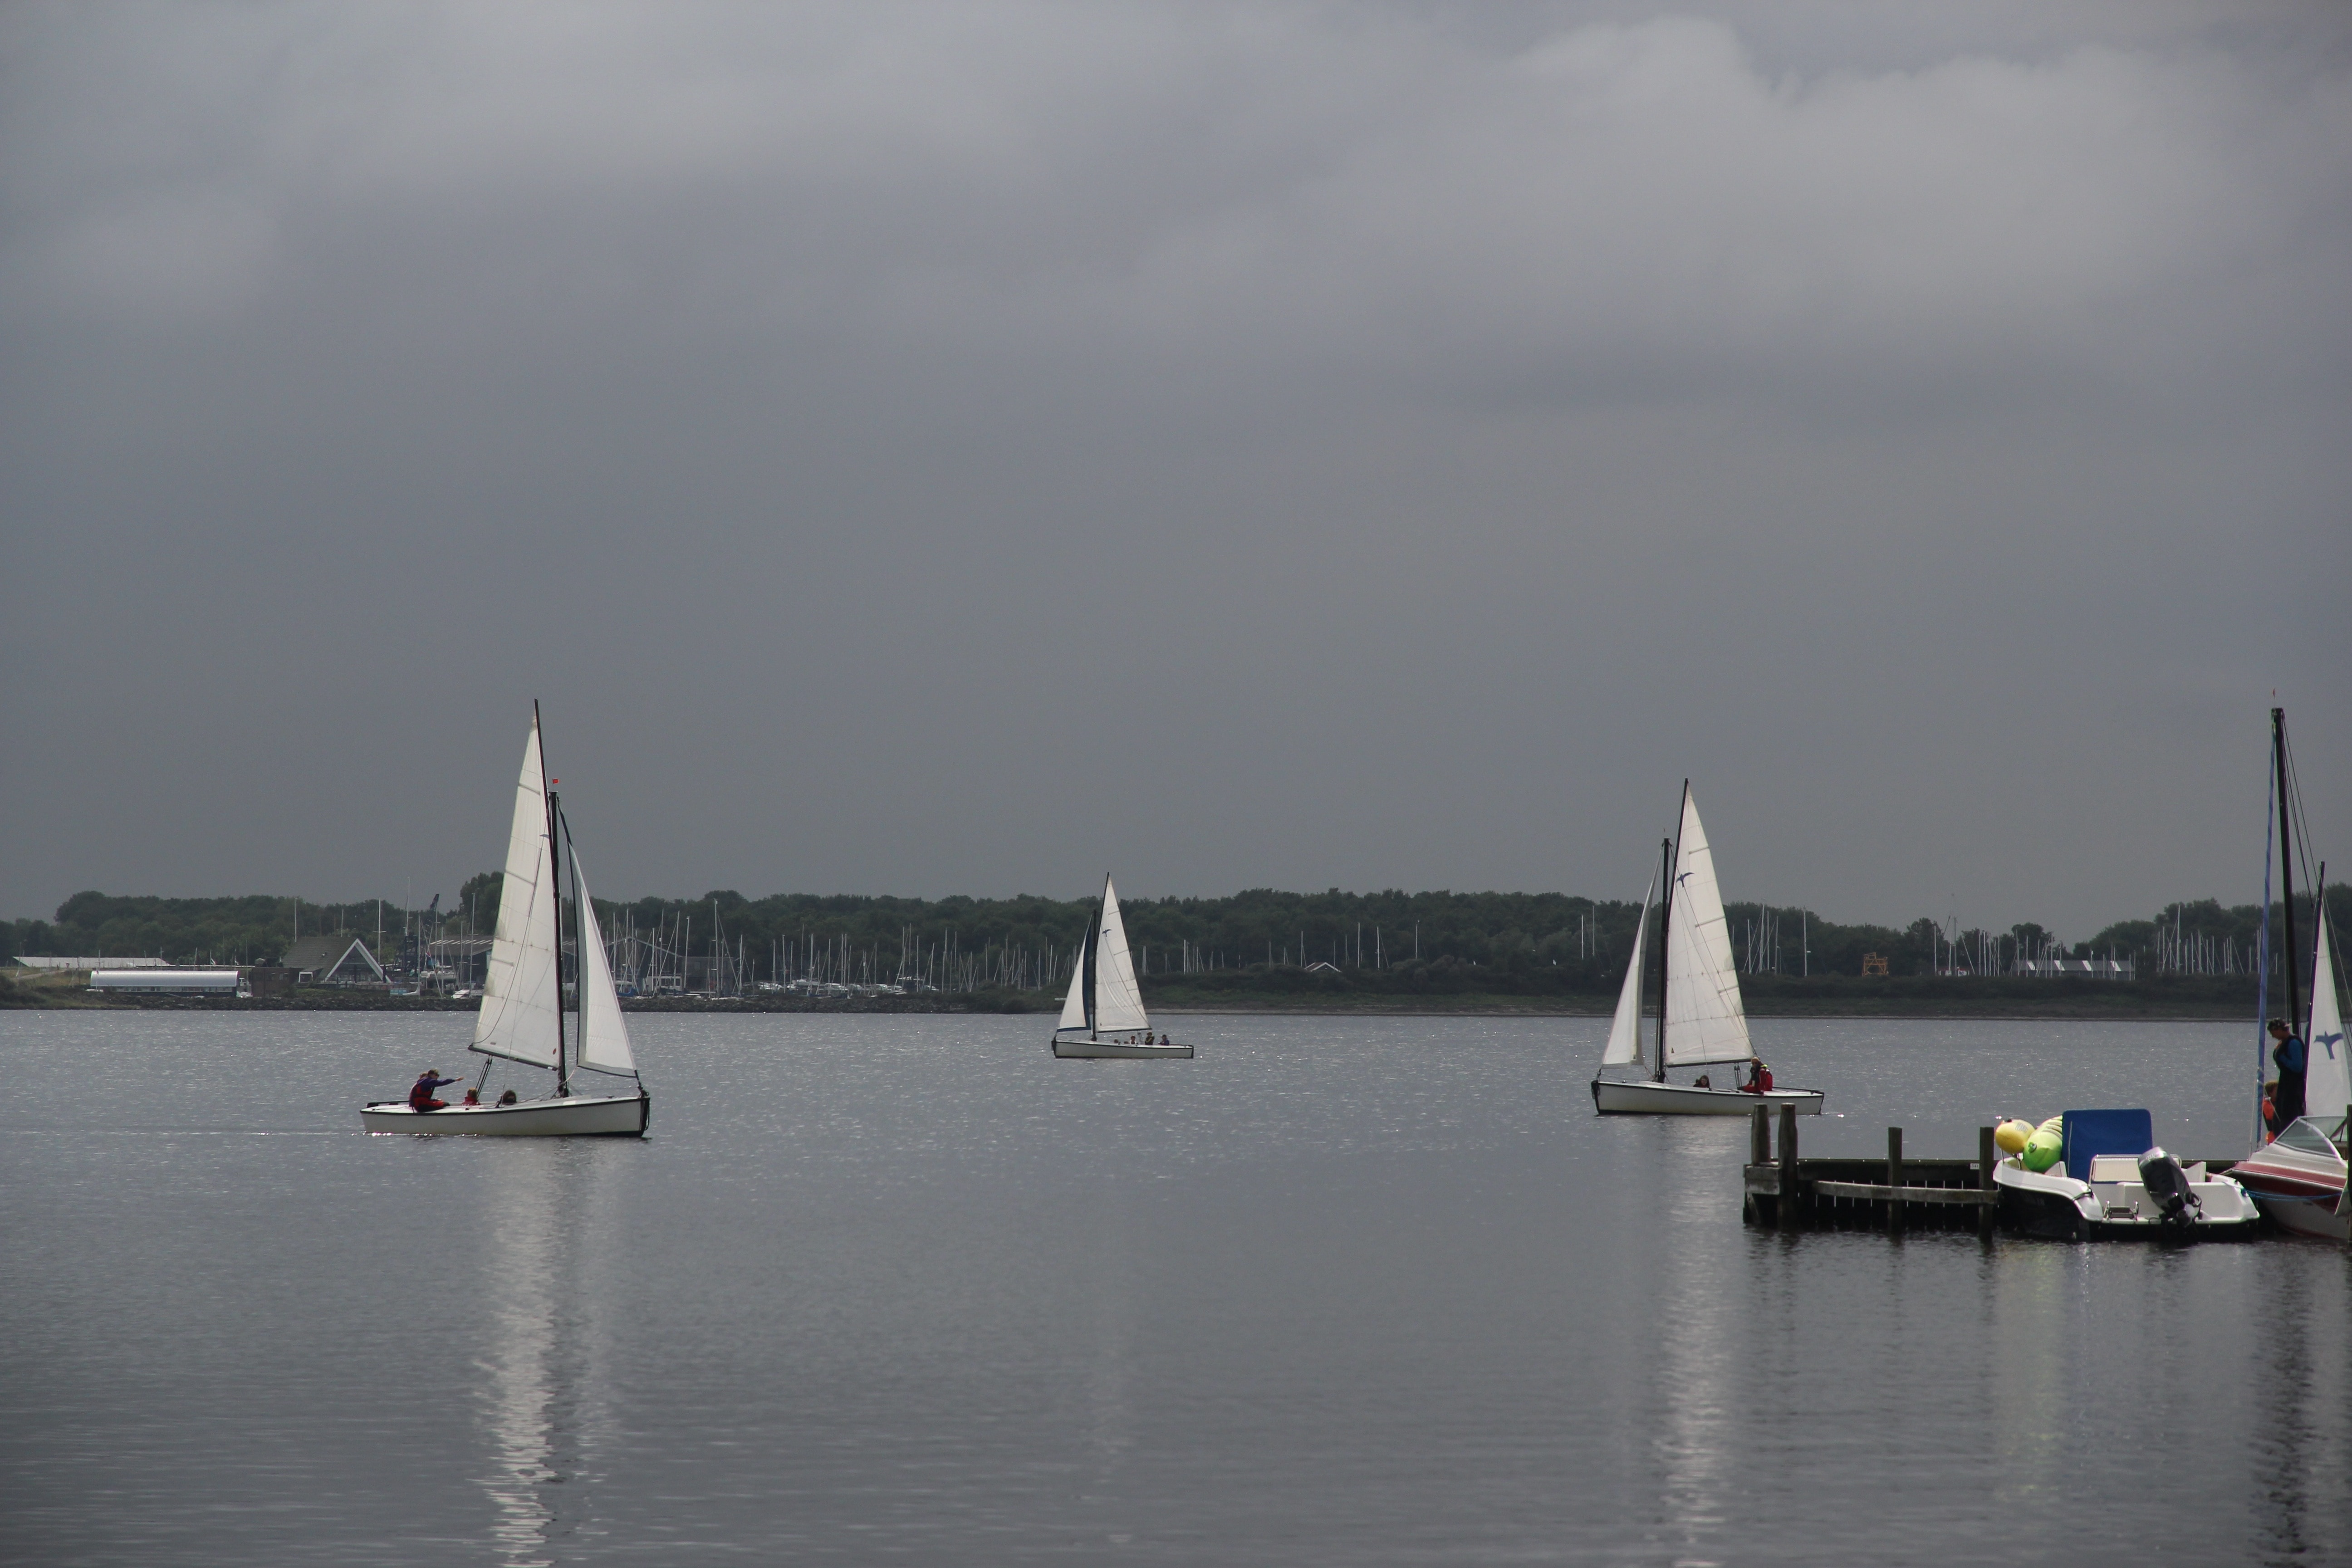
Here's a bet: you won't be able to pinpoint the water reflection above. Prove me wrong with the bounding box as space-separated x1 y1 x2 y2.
1989 1245 2073 1509
2251 1258 2317 1565
1646 1124 1745 1564
474 1142 622 1567
1081 1192 1137 1475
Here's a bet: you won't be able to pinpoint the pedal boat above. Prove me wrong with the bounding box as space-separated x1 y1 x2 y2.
1994 1108 2255 1240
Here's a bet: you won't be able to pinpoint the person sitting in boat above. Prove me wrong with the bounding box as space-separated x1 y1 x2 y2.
2266 1017 2307 1135
497 1089 519 1106
461 1087 481 1107
1694 1074 1711 1089
409 1069 461 1112
1740 1059 1774 1094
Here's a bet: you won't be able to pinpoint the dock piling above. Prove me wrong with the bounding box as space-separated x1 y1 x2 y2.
1886 1127 1905 1234
1776 1103 1799 1231
1977 1123 1997 1238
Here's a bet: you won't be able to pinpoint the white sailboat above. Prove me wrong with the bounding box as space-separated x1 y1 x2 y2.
1052 876 1193 1059
2302 912 2351 1135
1589 783 1824 1116
363 705 652 1135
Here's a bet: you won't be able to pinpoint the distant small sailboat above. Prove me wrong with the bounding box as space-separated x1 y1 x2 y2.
1589 783 1823 1116
1052 876 1193 1059
363 705 651 1135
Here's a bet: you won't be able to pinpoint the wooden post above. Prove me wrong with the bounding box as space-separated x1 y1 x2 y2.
1978 1123 1997 1240
1886 1126 1904 1234
1751 1104 1770 1166
1777 1103 1800 1230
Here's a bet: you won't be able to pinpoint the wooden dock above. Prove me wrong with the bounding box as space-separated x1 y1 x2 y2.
1738 1106 2240 1235
1742 1109 1999 1234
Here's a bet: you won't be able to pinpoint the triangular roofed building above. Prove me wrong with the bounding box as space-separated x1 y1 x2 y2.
280 935 388 986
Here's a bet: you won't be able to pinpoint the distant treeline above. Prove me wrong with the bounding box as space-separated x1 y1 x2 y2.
6 882 2344 994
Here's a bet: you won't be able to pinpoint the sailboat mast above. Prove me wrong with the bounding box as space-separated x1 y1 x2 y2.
2274 708 2300 1046
1652 833 1675 1082
538 701 570 1099
1084 878 1103 1041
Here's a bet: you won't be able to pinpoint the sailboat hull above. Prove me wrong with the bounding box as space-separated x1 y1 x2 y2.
361 1091 650 1137
2229 1125 2351 1240
1052 1037 1194 1059
1591 1078 1823 1116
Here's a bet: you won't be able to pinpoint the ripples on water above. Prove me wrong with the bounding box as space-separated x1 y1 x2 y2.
0 1011 2343 1565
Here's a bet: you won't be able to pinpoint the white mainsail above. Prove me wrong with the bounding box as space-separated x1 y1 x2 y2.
1056 939 1089 1033
473 715 563 1070
570 848 637 1077
1599 872 1656 1068
1662 789 1753 1068
1092 878 1151 1034
2305 916 2348 1125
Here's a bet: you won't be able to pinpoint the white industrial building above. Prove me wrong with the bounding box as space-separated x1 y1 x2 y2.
88 968 244 995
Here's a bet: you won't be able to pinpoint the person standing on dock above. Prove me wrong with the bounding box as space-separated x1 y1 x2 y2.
2265 1018 2306 1135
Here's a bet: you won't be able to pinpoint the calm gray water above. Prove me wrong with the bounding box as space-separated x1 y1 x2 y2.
2 1012 2345 1566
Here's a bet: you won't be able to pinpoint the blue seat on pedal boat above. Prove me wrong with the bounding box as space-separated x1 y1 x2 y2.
2060 1109 2154 1181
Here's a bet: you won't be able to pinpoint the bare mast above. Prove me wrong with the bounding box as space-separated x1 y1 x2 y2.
2274 707 2300 1045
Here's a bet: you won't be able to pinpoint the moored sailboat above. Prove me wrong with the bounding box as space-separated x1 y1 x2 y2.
2236 906 2350 1236
1590 783 1823 1116
362 705 651 1136
2230 706 2349 1236
1052 876 1193 1059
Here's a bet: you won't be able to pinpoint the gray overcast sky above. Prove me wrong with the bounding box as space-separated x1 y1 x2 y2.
2 1 2347 937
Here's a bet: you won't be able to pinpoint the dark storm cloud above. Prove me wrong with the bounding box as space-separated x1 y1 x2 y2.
2 2 2347 935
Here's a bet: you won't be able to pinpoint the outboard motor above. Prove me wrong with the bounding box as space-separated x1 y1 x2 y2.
2137 1146 2201 1228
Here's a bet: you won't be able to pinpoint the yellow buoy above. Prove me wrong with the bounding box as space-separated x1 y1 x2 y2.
1994 1119 2034 1156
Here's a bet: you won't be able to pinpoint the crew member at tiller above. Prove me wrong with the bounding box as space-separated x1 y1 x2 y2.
410 1069 461 1113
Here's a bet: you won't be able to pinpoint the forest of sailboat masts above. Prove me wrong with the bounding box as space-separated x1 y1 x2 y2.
94 882 2326 1000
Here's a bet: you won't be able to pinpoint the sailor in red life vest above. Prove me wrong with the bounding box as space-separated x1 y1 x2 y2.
1740 1058 1774 1094
409 1069 461 1112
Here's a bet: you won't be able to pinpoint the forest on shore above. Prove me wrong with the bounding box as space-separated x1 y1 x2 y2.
5 882 2341 1017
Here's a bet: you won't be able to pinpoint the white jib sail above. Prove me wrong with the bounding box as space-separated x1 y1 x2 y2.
1091 877 1151 1035
1055 939 1089 1033
473 715 563 1069
570 848 637 1077
1662 789 1753 1068
2305 916 2348 1127
1599 872 1656 1068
